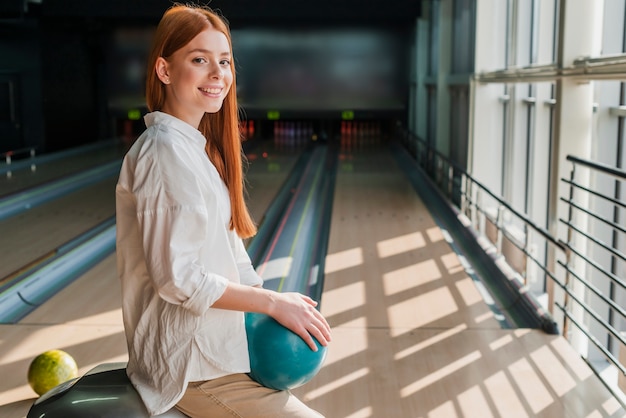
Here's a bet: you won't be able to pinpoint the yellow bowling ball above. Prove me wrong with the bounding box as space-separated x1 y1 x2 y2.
28 349 78 396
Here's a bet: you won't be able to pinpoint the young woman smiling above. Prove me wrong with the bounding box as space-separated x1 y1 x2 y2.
115 4 330 417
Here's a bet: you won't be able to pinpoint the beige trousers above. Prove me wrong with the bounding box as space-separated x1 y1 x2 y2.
174 373 324 418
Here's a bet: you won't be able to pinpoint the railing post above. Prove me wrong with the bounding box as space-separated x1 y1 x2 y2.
427 142 434 177
5 151 13 178
495 205 504 256
437 157 442 187
522 224 530 286
476 188 483 233
461 172 470 218
617 332 626 393
448 164 454 201
30 148 37 172
561 162 576 338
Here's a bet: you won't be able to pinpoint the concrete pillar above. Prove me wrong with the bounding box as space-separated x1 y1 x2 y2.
414 14 429 140
435 0 452 156
469 0 508 192
549 0 604 354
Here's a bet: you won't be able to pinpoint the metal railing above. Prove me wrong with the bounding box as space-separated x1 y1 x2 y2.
400 128 565 290
558 156 626 378
397 128 626 399
1 147 37 178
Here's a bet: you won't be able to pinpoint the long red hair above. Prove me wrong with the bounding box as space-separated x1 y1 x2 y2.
145 3 257 238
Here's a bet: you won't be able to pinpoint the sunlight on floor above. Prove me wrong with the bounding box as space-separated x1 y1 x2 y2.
530 345 576 396
0 324 122 364
474 311 496 324
382 259 441 296
550 336 593 381
455 277 484 306
394 324 468 361
426 400 459 418
401 350 483 397
64 308 123 326
324 247 364 274
489 334 514 351
376 231 426 258
426 226 445 243
485 371 528 417
322 281 366 318
603 397 624 415
458 385 494 418
508 357 553 413
343 406 373 418
304 367 370 401
323 318 369 366
440 251 464 274
388 287 458 337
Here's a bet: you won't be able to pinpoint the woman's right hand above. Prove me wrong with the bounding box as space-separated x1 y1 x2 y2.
267 292 332 352
211 283 332 351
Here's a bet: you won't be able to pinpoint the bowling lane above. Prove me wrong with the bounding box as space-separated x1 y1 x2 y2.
0 140 128 198
0 136 308 418
0 177 117 282
243 137 305 225
292 144 623 417
0 135 304 284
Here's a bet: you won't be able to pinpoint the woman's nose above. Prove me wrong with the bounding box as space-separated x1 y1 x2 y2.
209 61 223 78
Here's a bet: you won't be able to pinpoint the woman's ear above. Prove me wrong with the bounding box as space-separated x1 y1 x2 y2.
155 57 171 85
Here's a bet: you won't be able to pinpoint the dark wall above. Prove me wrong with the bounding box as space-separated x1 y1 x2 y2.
0 0 422 153
0 21 45 154
39 0 422 25
0 16 110 154
39 19 109 151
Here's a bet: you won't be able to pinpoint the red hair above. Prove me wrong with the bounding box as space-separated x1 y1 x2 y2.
145 3 257 238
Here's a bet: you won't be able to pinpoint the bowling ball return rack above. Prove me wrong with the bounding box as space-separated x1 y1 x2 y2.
27 363 186 418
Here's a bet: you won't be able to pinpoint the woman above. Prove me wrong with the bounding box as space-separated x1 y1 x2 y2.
115 4 331 417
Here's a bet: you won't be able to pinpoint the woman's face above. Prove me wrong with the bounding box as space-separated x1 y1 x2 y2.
156 27 233 128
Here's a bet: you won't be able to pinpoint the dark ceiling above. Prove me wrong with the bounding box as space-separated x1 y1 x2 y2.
2 0 423 27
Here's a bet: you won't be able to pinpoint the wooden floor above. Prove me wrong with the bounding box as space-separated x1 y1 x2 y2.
292 147 626 418
1 140 624 417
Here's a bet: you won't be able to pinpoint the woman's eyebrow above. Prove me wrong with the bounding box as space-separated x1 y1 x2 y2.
187 48 231 56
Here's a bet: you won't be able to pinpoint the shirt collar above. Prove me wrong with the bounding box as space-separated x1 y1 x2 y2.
144 111 207 148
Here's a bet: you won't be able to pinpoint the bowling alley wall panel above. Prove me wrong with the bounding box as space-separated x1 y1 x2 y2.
107 25 410 131
232 28 410 114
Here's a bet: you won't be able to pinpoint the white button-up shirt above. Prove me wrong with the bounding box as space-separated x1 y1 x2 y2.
115 111 263 416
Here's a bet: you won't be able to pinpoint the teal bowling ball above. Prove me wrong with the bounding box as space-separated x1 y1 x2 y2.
245 312 327 391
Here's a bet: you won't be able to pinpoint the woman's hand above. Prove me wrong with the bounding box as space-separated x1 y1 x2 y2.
267 292 332 352
212 284 331 351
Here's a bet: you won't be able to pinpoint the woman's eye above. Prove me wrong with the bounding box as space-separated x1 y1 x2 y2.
193 57 207 64
220 59 230 66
